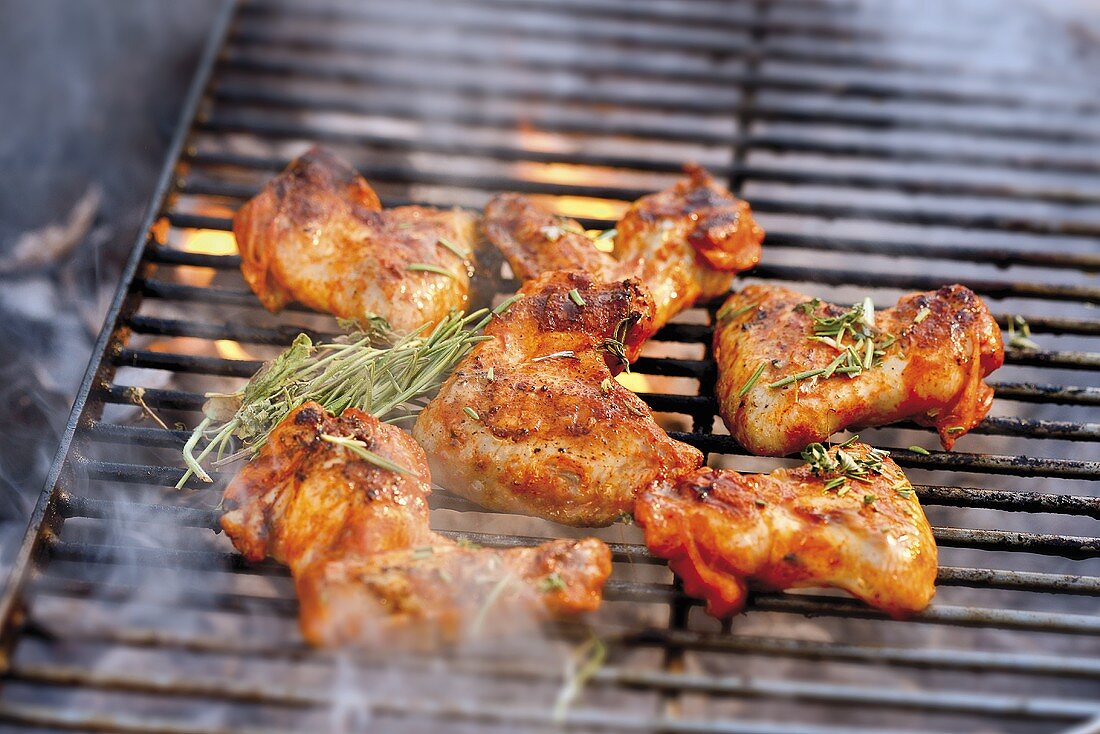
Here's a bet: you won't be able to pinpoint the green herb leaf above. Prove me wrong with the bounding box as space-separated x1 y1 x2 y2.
407 263 458 280
738 361 767 397
319 434 413 476
716 301 758 323
463 406 481 421
539 572 567 593
437 237 469 259
908 445 931 455
568 288 587 307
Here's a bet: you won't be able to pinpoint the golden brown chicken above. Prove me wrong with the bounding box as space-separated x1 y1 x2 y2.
483 165 763 331
714 284 1004 456
636 442 937 619
233 146 477 334
221 402 611 647
412 271 703 527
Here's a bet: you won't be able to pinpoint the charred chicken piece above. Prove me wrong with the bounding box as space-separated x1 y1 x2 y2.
483 165 763 331
233 146 477 334
413 271 703 527
221 402 611 647
714 284 1004 456
636 442 937 619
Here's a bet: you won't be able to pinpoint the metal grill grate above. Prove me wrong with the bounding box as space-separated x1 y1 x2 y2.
1 0 1098 731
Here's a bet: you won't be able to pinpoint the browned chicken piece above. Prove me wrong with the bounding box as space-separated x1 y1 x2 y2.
221 402 611 647
413 271 703 527
297 538 610 648
636 442 937 619
233 146 477 334
483 165 763 331
714 284 1004 456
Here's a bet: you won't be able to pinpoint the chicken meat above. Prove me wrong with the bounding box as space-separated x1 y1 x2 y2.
221 402 611 647
234 146 478 334
714 284 1004 456
413 270 703 526
636 442 937 619
483 165 763 331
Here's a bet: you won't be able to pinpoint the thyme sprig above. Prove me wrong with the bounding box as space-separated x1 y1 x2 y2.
176 302 520 488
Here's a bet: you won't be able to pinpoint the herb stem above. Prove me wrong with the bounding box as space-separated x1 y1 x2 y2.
738 361 767 397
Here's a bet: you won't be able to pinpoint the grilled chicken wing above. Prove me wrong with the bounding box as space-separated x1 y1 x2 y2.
221 402 611 647
636 442 937 619
483 165 763 331
234 146 477 334
714 284 1004 456
413 271 703 526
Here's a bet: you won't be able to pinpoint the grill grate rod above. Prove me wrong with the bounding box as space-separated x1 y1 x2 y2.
174 170 1100 242
20 623 1100 680
198 110 1100 178
222 29 1100 129
6 656 1100 722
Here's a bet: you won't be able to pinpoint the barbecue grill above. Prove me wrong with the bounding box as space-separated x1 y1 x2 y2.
2 0 1098 731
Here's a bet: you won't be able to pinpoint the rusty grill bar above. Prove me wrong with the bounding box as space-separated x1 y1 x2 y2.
1 0 1098 731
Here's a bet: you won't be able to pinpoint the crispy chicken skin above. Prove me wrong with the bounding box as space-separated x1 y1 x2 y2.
221 402 611 647
412 271 703 527
714 284 1004 456
483 165 763 331
636 443 937 619
233 146 477 334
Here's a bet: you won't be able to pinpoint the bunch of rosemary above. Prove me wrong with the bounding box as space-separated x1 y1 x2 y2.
176 299 520 488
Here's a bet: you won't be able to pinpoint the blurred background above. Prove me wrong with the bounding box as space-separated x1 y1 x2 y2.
0 0 221 558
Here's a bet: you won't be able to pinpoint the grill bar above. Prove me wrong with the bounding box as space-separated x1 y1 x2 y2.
6 658 1099 721
175 167 1100 244
198 98 1100 176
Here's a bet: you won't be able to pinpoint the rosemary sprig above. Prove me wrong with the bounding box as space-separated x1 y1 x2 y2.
1006 315 1039 351
318 433 412 476
540 221 586 242
800 437 891 493
770 297 895 389
437 237 469 259
553 634 607 722
600 315 636 373
407 262 457 280
716 301 758 323
568 288 586 307
176 302 520 488
738 361 767 397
